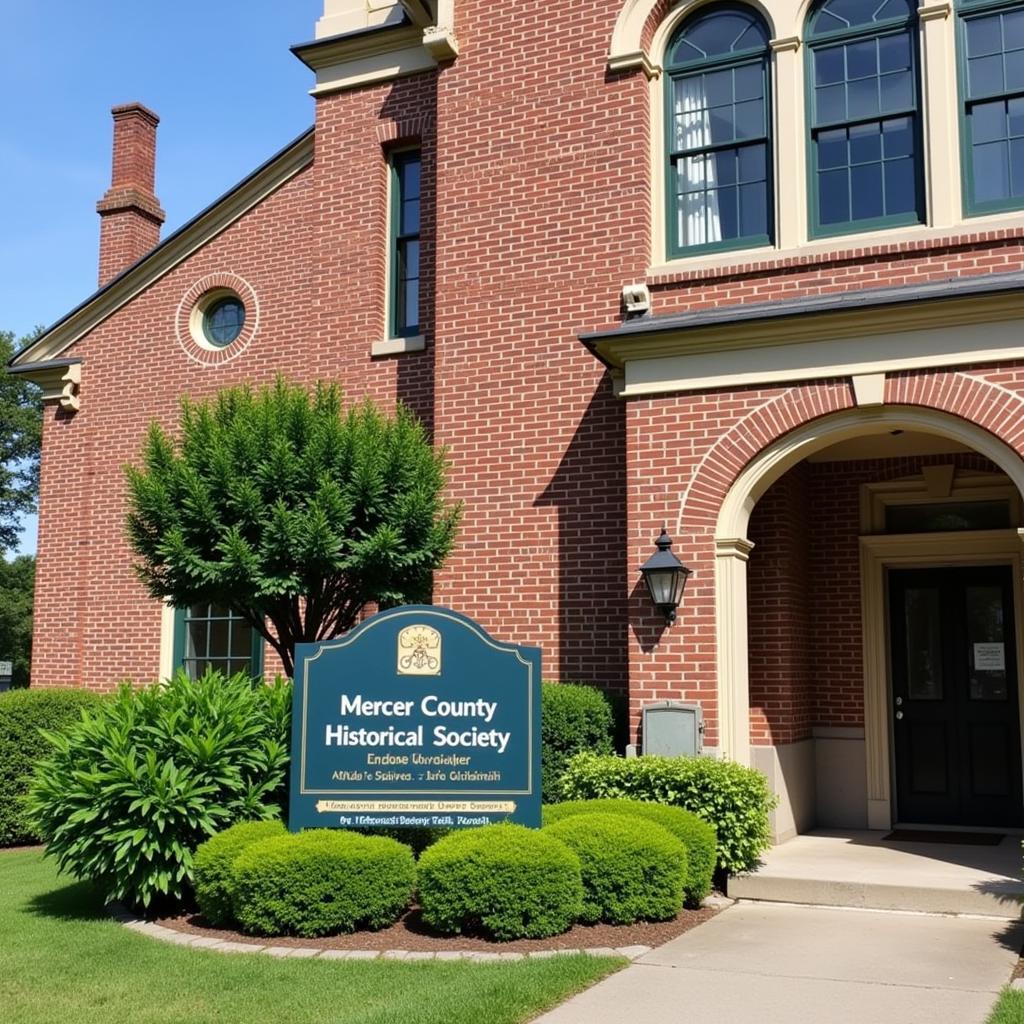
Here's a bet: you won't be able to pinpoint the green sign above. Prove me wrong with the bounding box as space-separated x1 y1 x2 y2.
289 606 541 831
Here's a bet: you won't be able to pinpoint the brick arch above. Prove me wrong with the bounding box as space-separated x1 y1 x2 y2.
678 380 854 534
678 372 1024 536
888 370 1024 453
699 372 1024 770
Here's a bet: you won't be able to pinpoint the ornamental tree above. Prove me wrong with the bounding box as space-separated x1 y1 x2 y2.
125 379 460 676
0 328 43 555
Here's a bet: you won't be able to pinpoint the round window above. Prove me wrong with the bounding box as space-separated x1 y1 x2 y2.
202 296 246 347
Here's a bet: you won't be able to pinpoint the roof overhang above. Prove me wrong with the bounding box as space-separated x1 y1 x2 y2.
579 272 1024 398
291 1 457 95
9 128 314 379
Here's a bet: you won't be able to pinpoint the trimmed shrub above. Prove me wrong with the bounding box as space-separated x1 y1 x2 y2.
544 813 687 924
193 820 288 926
231 830 416 937
0 688 104 846
559 753 776 874
355 825 448 856
25 670 291 910
417 823 584 940
543 799 716 906
541 682 615 801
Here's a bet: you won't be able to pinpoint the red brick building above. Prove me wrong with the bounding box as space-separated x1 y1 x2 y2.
12 0 1024 840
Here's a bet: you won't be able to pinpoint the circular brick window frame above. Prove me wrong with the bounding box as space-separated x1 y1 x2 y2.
176 273 259 365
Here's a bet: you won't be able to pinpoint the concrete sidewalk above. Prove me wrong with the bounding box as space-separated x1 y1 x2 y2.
535 902 1024 1024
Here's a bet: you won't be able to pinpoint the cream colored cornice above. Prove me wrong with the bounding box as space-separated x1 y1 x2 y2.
295 8 458 96
586 291 1024 370
10 132 314 370
608 50 661 78
918 1 952 21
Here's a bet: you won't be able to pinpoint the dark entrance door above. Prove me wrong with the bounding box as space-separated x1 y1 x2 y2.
889 565 1023 827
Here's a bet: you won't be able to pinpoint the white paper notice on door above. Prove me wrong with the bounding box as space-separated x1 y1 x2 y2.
974 642 1006 671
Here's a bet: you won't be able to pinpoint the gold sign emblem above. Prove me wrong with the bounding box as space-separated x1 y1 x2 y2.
397 625 442 676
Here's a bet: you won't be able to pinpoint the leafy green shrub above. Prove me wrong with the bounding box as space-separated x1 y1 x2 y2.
544 813 687 924
231 830 416 937
541 682 615 801
0 688 105 846
25 670 290 910
355 825 448 856
542 799 716 906
193 820 287 926
559 753 776 874
417 824 583 940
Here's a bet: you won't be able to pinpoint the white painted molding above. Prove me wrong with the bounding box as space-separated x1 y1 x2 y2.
371 335 426 357
715 537 755 766
620 316 1024 398
58 364 81 412
852 373 886 407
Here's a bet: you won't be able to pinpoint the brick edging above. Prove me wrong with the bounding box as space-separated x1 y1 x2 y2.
105 902 669 961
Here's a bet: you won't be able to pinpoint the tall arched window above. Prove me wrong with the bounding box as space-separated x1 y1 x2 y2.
806 0 924 236
957 0 1024 215
665 5 773 257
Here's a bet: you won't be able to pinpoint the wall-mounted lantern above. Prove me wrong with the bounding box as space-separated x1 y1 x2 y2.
639 528 692 624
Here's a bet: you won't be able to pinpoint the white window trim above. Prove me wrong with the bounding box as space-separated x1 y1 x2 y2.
643 0 1000 278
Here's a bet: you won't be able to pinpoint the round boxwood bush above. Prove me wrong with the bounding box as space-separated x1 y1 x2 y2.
0 688 105 847
542 798 716 906
543 813 687 924
417 823 583 940
541 682 615 801
231 830 416 937
355 825 449 856
193 819 287 926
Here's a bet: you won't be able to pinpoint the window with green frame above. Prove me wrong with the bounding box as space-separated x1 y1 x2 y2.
389 150 421 338
664 4 773 257
806 0 924 237
172 603 263 679
957 0 1024 214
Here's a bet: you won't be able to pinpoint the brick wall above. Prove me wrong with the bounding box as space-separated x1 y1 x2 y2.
748 462 812 746
26 0 1024 742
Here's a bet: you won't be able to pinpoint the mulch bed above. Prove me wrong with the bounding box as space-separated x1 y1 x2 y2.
154 903 720 953
0 844 44 854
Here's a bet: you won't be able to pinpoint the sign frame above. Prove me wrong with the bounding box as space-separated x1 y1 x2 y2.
288 606 541 832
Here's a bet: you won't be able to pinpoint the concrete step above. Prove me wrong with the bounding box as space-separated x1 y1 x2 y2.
728 830 1024 918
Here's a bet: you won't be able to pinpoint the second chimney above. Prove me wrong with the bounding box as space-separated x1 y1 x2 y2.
96 103 165 287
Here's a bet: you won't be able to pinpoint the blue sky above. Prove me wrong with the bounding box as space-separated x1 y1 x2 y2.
1 2 323 555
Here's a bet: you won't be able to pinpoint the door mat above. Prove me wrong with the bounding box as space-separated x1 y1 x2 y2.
883 829 1005 846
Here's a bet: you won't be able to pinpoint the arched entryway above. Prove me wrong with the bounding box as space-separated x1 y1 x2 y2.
713 405 1024 839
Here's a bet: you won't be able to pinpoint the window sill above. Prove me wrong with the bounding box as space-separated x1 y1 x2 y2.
371 335 425 357
647 211 1024 285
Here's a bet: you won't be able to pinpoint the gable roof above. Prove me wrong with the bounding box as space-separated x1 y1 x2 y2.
10 127 315 371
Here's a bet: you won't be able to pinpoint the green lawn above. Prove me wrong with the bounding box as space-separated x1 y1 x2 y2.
0 850 623 1024
989 989 1024 1023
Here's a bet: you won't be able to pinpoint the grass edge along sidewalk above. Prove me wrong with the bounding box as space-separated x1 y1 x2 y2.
0 850 623 1024
990 987 1024 1023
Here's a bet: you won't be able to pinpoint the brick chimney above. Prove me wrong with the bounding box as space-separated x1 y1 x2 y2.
96 103 165 287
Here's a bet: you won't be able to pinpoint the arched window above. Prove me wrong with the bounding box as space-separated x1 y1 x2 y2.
957 0 1024 215
806 0 924 235
665 5 773 257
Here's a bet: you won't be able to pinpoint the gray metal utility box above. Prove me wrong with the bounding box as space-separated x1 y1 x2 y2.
641 701 703 757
